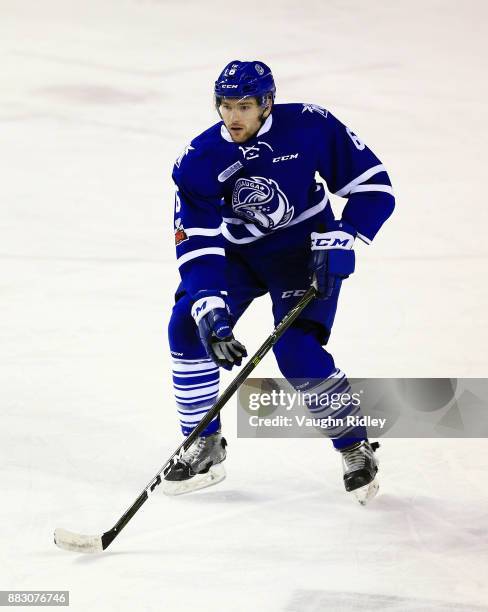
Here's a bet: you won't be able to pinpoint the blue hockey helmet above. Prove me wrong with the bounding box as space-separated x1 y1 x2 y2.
214 60 276 105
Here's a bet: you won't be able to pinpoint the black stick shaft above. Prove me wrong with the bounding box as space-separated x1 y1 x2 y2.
101 286 317 549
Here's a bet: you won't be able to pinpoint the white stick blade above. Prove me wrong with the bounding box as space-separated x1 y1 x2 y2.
54 528 103 553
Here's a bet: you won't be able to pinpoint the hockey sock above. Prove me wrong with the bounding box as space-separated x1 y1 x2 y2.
303 372 367 450
273 326 367 449
171 357 221 437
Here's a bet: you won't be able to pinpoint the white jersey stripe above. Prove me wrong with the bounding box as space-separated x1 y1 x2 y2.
184 227 222 238
357 232 372 245
350 184 394 196
221 225 260 245
222 216 245 225
247 224 266 238
334 164 386 197
222 193 329 245
177 247 225 268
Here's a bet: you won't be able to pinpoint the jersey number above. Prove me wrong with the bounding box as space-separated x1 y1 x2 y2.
346 128 365 151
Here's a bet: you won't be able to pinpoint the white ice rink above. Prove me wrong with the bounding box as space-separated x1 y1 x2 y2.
1 0 488 610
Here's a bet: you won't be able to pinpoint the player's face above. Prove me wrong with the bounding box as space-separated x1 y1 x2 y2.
218 97 269 143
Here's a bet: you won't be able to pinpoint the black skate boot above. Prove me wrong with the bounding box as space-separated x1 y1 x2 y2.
163 431 227 496
340 440 380 505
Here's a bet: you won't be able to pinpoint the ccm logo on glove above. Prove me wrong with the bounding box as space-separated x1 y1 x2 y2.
311 231 354 250
309 221 356 300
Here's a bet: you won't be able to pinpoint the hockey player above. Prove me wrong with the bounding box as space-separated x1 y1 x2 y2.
165 60 395 503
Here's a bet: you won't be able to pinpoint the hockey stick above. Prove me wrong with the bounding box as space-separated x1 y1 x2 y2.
54 284 317 553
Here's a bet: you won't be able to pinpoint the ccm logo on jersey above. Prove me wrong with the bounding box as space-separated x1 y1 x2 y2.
281 289 307 298
273 153 299 163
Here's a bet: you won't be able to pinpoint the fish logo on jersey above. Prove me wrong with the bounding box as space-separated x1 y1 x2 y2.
232 176 294 230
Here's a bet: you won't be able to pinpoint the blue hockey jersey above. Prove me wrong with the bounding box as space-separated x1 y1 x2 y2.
172 103 395 297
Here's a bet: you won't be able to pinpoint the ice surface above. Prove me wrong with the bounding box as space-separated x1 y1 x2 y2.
1 1 488 610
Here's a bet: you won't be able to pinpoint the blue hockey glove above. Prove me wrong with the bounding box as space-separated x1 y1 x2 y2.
191 291 247 370
310 221 356 299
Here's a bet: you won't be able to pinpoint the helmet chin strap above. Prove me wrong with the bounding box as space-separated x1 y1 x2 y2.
260 106 270 123
259 92 274 123
258 102 272 128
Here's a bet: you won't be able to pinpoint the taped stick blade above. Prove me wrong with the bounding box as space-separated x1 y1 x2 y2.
54 528 103 554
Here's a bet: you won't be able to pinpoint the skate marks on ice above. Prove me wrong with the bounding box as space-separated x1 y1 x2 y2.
285 590 488 612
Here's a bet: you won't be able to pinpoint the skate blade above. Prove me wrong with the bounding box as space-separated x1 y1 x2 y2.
162 463 226 496
353 476 379 506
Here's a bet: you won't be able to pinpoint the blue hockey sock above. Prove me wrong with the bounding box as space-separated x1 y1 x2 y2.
172 357 221 437
303 371 367 450
273 326 367 449
169 293 221 437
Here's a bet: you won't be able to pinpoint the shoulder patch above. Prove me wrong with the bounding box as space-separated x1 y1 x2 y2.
301 103 329 118
174 218 189 245
175 144 195 168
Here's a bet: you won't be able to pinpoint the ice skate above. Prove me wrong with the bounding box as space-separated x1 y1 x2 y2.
163 431 227 496
340 441 380 505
